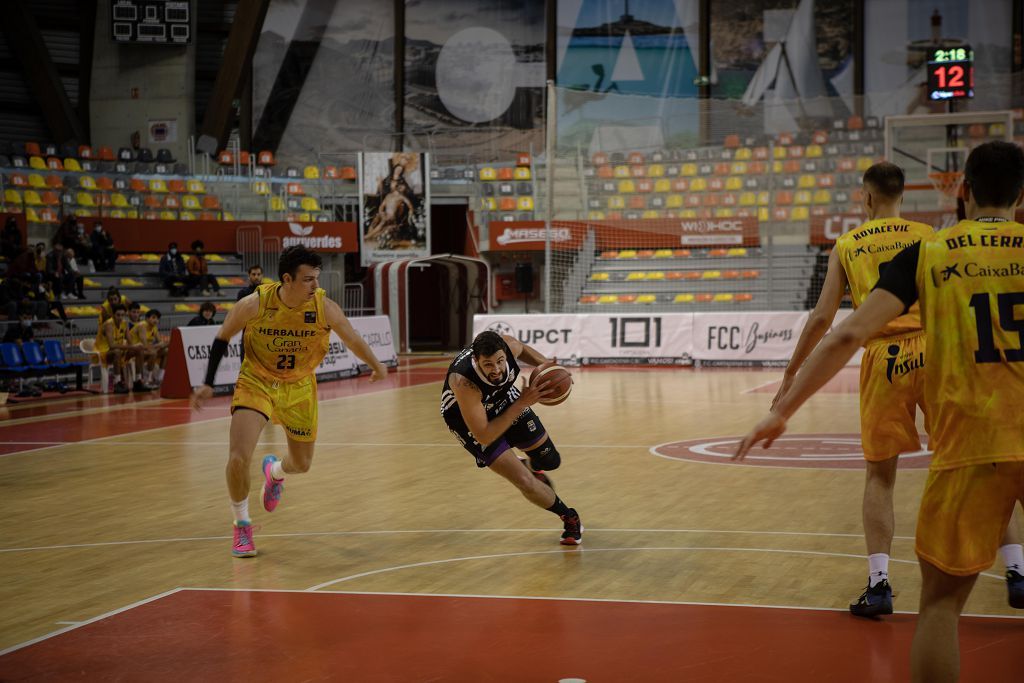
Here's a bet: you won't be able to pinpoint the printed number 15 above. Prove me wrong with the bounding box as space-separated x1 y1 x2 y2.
969 292 1024 363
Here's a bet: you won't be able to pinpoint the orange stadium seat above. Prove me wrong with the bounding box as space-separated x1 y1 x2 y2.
498 197 517 211
41 191 59 206
97 146 115 161
630 165 646 178
168 179 187 193
636 179 653 193
628 152 645 165
202 195 221 210
628 195 646 209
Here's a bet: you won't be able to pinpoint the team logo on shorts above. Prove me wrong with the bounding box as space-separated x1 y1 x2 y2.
885 343 924 383
304 311 317 323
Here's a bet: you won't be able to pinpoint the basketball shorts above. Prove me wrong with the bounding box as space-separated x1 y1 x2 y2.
916 461 1024 576
231 370 318 442
859 331 926 462
444 407 547 468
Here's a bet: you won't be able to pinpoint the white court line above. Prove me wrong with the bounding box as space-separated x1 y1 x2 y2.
306 546 1007 591
0 526 919 554
0 378 438 459
648 437 932 471
49 440 648 449
0 587 184 656
741 378 781 394
177 587 1024 621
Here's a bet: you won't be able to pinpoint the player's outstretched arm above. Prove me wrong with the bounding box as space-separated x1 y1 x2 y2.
734 288 906 460
772 249 848 408
189 292 259 410
502 334 548 367
323 297 387 382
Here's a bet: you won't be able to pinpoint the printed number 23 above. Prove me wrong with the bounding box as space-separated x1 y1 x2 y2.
276 354 296 370
969 292 1024 363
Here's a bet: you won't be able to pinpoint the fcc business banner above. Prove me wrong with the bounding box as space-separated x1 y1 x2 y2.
691 312 808 365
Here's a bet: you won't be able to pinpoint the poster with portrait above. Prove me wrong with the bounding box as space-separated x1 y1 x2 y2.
359 152 430 265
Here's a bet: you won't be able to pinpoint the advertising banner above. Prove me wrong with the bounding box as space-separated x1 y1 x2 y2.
578 313 694 365
161 315 398 398
690 311 808 365
360 152 430 265
485 217 760 251
472 315 586 364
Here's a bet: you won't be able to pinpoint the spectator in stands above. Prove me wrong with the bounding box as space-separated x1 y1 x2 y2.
64 247 86 299
128 309 167 387
94 303 143 394
7 246 40 284
159 242 188 296
32 242 47 274
36 280 67 322
99 286 131 324
2 302 35 345
1 216 22 261
90 221 117 271
47 244 81 300
187 240 221 296
53 216 77 251
72 223 93 270
187 301 218 326
236 264 263 300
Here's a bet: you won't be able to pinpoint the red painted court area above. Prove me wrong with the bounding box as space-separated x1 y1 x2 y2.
1 589 1022 681
0 366 447 455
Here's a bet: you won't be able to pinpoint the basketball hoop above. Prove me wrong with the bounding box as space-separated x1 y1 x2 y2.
928 171 964 208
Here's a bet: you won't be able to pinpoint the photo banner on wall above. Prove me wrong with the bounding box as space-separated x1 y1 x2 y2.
359 152 430 265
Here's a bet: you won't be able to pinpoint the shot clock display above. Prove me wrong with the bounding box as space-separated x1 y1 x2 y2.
927 46 974 100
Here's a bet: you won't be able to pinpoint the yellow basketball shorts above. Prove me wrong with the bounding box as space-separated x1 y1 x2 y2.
916 461 1024 576
231 370 319 442
859 331 926 461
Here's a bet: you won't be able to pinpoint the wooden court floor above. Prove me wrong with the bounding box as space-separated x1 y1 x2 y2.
1 358 1022 681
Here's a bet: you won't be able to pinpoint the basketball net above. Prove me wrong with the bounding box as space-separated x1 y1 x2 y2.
928 171 964 209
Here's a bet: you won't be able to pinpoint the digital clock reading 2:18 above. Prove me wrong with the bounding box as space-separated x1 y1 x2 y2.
928 46 974 101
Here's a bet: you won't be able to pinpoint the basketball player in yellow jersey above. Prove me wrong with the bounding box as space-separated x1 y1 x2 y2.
736 141 1024 681
127 308 168 388
94 303 140 394
190 246 388 557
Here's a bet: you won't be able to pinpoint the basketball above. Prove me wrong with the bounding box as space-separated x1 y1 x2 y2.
530 362 573 406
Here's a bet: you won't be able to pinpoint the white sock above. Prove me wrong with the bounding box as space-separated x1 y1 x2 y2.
868 553 889 586
271 460 285 480
157 368 165 381
231 498 250 523
1000 544 1024 573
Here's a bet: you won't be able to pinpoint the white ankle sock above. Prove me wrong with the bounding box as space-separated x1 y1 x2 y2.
868 553 889 586
271 460 285 480
1000 544 1024 573
231 498 250 523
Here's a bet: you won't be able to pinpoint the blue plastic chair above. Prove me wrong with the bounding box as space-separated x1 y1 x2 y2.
20 341 50 371
42 339 88 391
0 343 30 374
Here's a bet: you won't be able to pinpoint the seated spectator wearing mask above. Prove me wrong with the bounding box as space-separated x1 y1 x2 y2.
90 221 117 271
159 242 189 296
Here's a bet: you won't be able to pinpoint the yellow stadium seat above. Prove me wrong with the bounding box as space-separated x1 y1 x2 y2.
617 250 637 259
270 196 285 211
613 165 630 178
109 209 127 219
179 211 197 221
4 189 22 204
798 175 816 188
856 157 874 171
76 191 95 207
791 206 810 220
126 209 139 219
773 147 786 159
587 210 606 219
757 191 770 205
645 271 665 280
303 165 320 179
223 211 235 221
617 179 636 193
187 179 206 193
794 190 812 205
806 145 823 158
64 158 82 172
725 177 743 191
702 270 721 279
666 194 684 208
149 179 168 193
730 162 748 175
28 174 46 188
301 197 321 211
674 293 695 303
79 175 97 190
714 208 735 217
681 163 697 176
689 177 707 191
516 196 534 211
772 161 784 174
726 248 748 257
626 272 645 280
653 179 671 193
738 192 757 206
513 167 531 180
589 272 609 281
481 197 497 211
597 295 619 304
636 294 657 304
29 156 46 170
757 207 770 221
111 193 129 208
182 195 201 209
714 293 734 302
25 207 42 222
647 164 665 177
479 167 497 181
680 209 698 218
159 210 177 220
735 148 753 160
641 210 659 219
607 195 625 209
253 181 270 195
813 189 832 204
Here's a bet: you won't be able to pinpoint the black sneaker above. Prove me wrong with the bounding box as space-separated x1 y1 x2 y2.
560 509 583 546
1007 570 1024 609
850 579 893 617
113 382 129 394
132 380 151 393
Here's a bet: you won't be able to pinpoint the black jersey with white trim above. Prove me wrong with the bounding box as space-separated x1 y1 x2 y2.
440 339 522 419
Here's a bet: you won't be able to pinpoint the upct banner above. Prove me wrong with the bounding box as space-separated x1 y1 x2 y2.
160 315 398 398
473 313 694 365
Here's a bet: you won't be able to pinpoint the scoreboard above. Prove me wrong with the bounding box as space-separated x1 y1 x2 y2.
111 1 191 45
927 46 973 101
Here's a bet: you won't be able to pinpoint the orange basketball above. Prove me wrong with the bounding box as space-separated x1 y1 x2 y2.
530 363 573 406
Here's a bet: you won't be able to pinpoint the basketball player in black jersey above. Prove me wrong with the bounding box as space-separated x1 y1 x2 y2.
441 330 583 544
